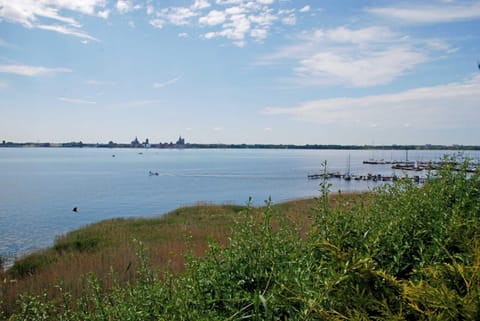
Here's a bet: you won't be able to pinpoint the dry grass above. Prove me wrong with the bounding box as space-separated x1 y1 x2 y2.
1 194 361 316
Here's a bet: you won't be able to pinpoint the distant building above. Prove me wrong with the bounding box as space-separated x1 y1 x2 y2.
130 136 140 146
131 136 141 146
176 136 185 145
143 138 150 148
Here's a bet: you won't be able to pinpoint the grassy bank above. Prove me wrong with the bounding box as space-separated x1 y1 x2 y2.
1 196 340 317
1 161 479 320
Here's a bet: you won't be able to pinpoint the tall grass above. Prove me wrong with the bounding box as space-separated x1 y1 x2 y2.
2 160 479 320
1 204 245 316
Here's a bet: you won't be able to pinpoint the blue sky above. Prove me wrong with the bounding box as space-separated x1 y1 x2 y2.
0 0 479 145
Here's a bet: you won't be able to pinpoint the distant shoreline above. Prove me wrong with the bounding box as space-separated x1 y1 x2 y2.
2 141 480 150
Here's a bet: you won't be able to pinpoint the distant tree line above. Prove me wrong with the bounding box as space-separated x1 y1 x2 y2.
1 140 479 150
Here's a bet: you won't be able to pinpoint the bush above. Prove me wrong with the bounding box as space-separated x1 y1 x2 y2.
54 237 99 253
8 253 56 279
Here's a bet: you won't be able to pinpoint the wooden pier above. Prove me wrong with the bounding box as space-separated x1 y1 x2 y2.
307 172 427 184
363 159 478 173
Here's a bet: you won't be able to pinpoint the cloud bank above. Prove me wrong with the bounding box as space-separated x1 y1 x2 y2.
264 75 480 130
260 25 456 87
366 1 480 23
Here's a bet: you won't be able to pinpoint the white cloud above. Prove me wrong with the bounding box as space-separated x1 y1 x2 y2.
294 47 426 87
153 75 182 88
0 0 106 40
366 2 480 23
226 13 251 37
425 39 458 53
98 9 110 19
321 26 397 44
149 19 165 28
216 0 243 4
250 28 268 41
263 75 480 130
249 9 277 26
204 12 251 44
233 40 246 47
257 0 274 4
0 64 72 76
116 0 133 14
146 5 155 15
192 0 211 10
36 24 100 41
57 97 97 104
281 14 296 25
150 0 214 28
260 26 444 87
199 10 227 25
159 7 197 26
299 5 310 13
204 32 216 39
41 0 106 15
149 0 309 46
225 6 245 15
178 32 189 38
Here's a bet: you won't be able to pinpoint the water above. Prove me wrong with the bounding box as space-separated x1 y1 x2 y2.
0 147 477 265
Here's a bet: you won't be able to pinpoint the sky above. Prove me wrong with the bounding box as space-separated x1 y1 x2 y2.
0 0 479 145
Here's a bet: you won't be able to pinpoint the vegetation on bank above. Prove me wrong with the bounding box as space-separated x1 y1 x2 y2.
1 160 479 320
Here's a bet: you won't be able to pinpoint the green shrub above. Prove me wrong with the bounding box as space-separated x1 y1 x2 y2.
54 237 99 253
8 253 56 279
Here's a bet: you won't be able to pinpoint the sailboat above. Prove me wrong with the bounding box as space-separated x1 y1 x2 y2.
344 154 352 181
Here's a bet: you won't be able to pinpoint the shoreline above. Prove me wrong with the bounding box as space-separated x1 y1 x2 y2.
1 189 367 272
2 143 480 151
2 192 368 272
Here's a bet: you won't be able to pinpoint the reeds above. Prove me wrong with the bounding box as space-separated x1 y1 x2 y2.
1 204 244 316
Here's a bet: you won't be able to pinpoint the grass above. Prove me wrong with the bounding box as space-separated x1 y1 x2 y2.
1 159 479 320
0 194 357 318
1 203 248 314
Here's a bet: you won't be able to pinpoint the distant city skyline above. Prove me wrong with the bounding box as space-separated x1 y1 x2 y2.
1 0 480 145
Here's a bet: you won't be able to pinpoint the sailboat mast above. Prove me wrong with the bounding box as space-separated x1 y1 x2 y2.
348 153 351 175
344 153 352 181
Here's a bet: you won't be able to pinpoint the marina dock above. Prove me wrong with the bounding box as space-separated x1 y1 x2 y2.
363 159 478 172
308 172 427 184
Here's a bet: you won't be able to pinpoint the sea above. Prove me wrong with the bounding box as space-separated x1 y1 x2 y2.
0 147 478 266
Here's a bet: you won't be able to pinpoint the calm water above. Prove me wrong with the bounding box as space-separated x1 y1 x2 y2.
0 147 477 264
